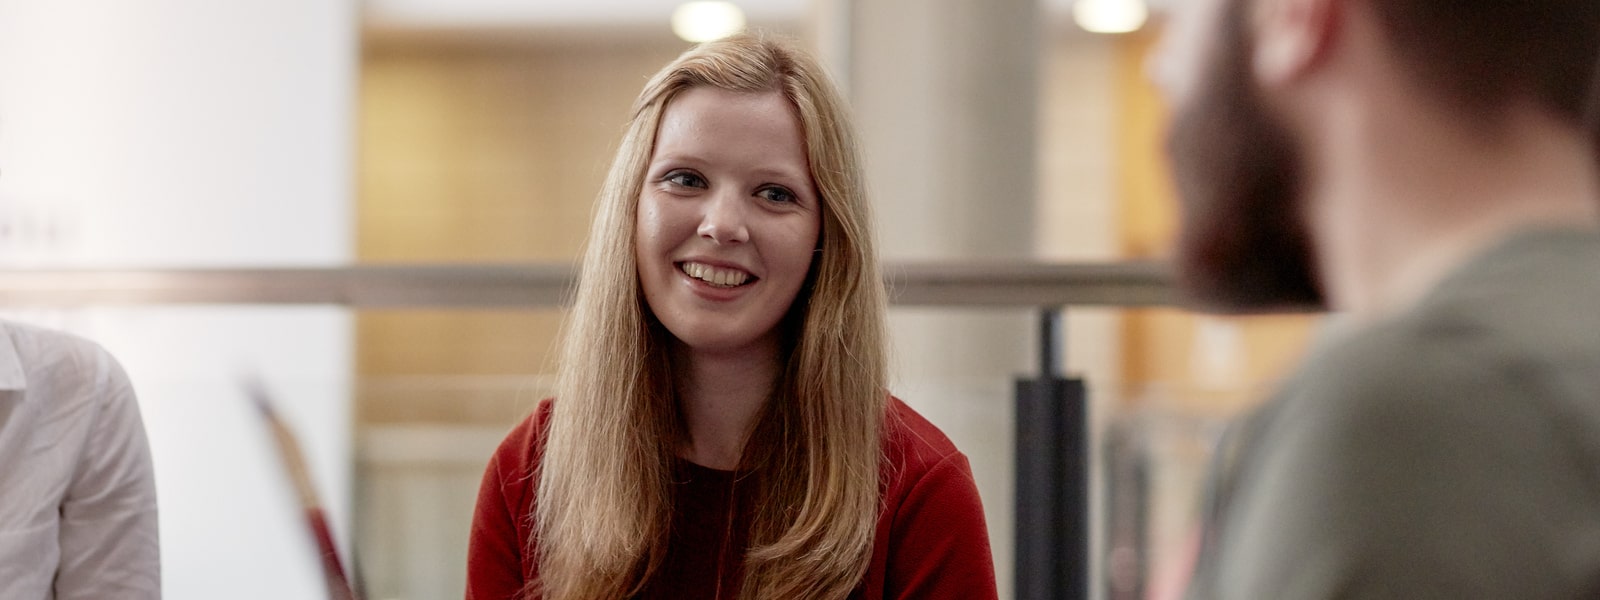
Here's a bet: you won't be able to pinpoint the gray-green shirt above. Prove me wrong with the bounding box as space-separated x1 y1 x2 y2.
1187 228 1600 599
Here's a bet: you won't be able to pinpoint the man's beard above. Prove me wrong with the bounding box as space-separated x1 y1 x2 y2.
1165 0 1326 312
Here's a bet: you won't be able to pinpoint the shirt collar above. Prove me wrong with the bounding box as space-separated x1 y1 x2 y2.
0 322 27 391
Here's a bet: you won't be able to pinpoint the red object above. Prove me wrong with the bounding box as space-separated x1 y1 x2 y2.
248 382 361 600
466 398 999 600
308 508 356 600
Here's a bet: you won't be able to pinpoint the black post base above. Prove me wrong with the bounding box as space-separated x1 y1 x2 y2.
1014 375 1088 600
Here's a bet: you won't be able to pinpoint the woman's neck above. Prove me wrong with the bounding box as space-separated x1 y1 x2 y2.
672 339 782 470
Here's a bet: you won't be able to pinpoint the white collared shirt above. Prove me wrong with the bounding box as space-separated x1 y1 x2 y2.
0 320 160 599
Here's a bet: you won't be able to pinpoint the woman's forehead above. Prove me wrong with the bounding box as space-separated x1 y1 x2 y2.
651 87 812 180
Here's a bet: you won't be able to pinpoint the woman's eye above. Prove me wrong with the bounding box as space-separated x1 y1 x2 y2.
665 171 707 188
758 186 798 204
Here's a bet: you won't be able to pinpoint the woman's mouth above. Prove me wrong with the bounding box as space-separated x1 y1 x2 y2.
678 261 755 288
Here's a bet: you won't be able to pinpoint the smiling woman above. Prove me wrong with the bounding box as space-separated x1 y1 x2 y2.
635 86 821 371
464 32 999 600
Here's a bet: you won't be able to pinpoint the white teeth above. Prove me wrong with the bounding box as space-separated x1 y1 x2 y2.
680 262 751 288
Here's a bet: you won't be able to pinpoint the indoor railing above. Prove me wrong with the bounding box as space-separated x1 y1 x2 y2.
0 260 1178 600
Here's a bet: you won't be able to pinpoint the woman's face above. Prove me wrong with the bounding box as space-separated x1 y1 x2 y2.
635 86 822 357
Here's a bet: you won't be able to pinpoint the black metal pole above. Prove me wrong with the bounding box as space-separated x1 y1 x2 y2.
1016 307 1089 600
1039 306 1062 378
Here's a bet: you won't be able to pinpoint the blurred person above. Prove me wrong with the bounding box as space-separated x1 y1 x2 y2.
1150 0 1600 597
0 319 159 598
465 33 997 600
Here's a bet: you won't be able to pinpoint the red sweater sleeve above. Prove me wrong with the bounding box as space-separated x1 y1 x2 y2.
466 407 547 600
884 451 999 599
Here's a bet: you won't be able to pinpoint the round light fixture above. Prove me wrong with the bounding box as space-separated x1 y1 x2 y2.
1072 0 1149 34
672 1 747 43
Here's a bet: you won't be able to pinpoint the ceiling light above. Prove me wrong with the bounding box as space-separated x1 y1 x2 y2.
1072 0 1149 34
672 1 746 43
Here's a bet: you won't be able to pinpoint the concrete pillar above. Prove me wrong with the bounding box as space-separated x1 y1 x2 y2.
819 1 1043 597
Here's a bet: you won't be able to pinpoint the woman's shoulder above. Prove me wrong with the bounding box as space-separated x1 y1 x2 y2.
486 399 556 496
870 396 996 596
502 397 555 447
881 396 969 479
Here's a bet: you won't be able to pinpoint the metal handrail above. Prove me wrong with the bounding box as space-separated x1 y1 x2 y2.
0 261 1174 308
0 260 1166 600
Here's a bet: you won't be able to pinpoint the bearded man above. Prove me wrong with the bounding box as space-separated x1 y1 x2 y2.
1150 0 1600 596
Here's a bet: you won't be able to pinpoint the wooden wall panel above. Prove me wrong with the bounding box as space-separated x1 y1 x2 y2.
356 39 687 424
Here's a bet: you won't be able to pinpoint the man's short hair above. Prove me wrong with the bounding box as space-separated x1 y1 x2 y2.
1371 0 1600 132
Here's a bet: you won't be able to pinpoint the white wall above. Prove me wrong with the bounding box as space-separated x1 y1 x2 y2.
0 2 357 599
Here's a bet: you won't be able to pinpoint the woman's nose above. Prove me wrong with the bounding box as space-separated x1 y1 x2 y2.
696 190 750 244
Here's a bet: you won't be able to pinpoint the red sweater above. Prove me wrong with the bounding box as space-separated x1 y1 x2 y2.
466 397 998 599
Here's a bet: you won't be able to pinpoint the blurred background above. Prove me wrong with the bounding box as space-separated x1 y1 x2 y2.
0 1 1322 599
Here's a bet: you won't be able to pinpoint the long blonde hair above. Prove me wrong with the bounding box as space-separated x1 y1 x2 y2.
533 32 889 600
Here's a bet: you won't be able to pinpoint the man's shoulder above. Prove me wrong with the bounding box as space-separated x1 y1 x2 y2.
1254 243 1600 480
1282 305 1593 439
0 319 131 397
1403 228 1600 385
1291 226 1600 425
1208 258 1600 598
3 318 111 361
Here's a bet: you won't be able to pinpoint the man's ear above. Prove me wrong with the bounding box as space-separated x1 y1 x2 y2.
1251 0 1341 89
